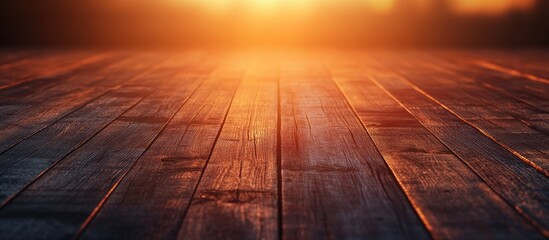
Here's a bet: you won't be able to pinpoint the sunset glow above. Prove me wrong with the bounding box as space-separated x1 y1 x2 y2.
2 0 546 48
364 0 396 13
171 0 537 15
449 0 537 15
1 0 548 238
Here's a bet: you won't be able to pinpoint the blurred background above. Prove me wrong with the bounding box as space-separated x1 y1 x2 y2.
1 0 548 49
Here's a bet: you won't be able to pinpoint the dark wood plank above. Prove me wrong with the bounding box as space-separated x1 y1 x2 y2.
423 52 549 134
0 87 147 205
78 56 244 240
0 49 35 66
0 50 63 70
0 50 67 71
0 50 112 90
177 57 278 240
0 49 546 239
325 56 545 239
377 53 549 176
279 56 429 239
420 57 549 135
0 55 207 240
360 56 549 237
468 50 549 84
429 51 549 111
0 53 124 105
0 53 166 154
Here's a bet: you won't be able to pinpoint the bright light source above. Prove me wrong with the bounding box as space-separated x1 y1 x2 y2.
448 0 537 15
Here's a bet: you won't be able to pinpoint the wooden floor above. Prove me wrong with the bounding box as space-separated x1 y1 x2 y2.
0 49 547 240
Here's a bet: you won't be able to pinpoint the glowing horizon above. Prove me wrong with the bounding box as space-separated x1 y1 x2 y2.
5 0 543 48
169 0 537 15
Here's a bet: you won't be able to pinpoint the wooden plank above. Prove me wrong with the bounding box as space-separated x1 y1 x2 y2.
421 52 549 134
377 53 549 176
325 56 545 239
360 57 549 237
0 52 126 105
279 56 428 239
78 56 245 240
0 50 113 90
467 50 549 83
0 55 208 240
0 53 166 154
0 55 179 205
428 51 549 111
0 49 34 66
0 50 546 239
0 86 147 205
176 56 278 240
0 50 63 71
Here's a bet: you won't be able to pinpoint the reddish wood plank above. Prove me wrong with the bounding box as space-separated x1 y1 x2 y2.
279 57 428 239
429 51 549 111
0 55 207 239
360 56 549 237
177 57 279 240
0 49 34 66
0 51 199 202
0 50 113 90
376 53 549 176
78 56 245 240
0 50 546 239
0 53 166 154
326 55 545 239
468 50 549 84
0 87 145 205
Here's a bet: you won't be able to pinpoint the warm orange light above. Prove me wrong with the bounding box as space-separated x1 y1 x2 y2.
448 0 537 15
364 0 396 13
168 0 538 16
78 0 543 48
174 0 399 14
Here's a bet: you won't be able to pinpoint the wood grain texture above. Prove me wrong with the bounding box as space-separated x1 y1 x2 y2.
0 50 547 240
378 53 549 176
423 51 549 125
0 55 205 240
360 57 549 237
177 56 279 240
467 50 549 84
0 53 123 105
0 52 186 204
0 50 112 90
325 56 545 239
0 53 165 154
79 56 244 240
0 54 181 204
0 50 69 70
279 57 429 240
0 87 144 205
430 51 549 111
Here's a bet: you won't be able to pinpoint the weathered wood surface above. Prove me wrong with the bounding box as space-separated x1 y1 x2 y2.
0 50 113 90
375 52 549 176
80 56 244 240
0 54 176 205
359 54 549 237
177 56 279 240
0 53 165 154
465 50 549 84
325 55 545 239
279 58 428 239
0 49 547 240
0 54 203 239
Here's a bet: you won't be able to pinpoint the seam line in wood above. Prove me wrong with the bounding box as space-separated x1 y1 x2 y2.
73 58 213 239
0 56 172 209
